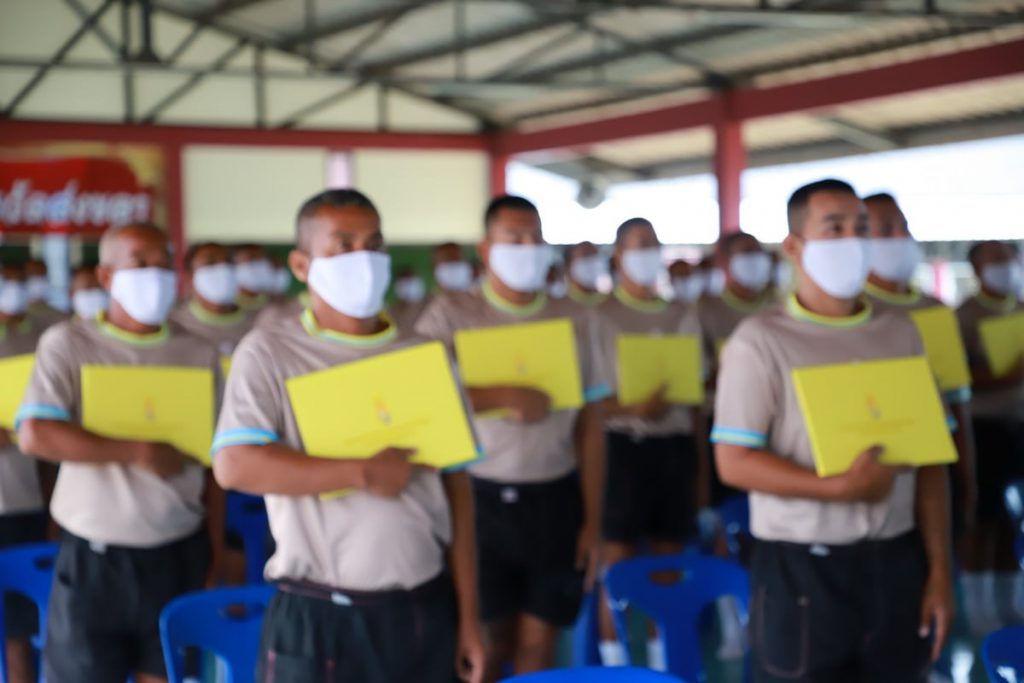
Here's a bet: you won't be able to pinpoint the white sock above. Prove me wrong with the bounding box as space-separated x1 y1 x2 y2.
995 572 1024 625
599 640 628 667
646 637 667 672
716 596 747 660
961 572 999 636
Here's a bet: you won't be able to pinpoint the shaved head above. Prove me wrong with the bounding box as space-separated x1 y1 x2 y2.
99 223 168 266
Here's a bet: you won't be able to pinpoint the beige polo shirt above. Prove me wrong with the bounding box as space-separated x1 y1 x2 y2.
391 298 431 333
698 288 773 360
415 281 611 484
712 296 924 545
18 315 216 547
212 310 457 591
254 293 309 330
956 293 1024 420
170 300 256 357
0 319 44 516
568 283 608 308
594 288 703 438
28 302 68 330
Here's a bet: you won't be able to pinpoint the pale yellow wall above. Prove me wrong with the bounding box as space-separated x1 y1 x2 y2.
183 145 328 243
352 149 487 244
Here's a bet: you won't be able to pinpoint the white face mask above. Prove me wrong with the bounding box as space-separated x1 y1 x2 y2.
801 237 871 299
706 268 727 295
620 248 664 287
193 263 239 306
730 252 773 292
434 261 473 292
395 276 426 303
27 276 48 303
110 268 178 325
569 255 607 290
548 279 568 299
672 276 703 303
488 244 552 293
869 237 922 284
981 262 1022 296
236 259 273 293
270 267 291 295
308 251 391 318
0 280 28 316
72 288 109 320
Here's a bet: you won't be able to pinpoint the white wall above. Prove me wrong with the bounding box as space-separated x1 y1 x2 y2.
183 145 328 242
352 149 488 244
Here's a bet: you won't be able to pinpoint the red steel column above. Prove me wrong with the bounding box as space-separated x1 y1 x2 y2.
713 95 746 236
489 151 508 197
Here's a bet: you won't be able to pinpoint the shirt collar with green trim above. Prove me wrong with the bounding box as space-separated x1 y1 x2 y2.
721 286 771 314
863 280 922 307
300 308 397 348
785 293 873 329
568 283 608 307
96 312 170 347
188 299 246 326
482 279 547 317
614 286 667 314
975 290 1018 314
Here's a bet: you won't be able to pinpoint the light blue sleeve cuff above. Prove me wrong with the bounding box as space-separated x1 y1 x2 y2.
442 447 487 473
14 404 71 430
584 383 613 403
943 386 972 405
710 426 768 449
210 428 278 457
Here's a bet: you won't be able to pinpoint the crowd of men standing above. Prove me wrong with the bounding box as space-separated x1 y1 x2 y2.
0 178 1021 683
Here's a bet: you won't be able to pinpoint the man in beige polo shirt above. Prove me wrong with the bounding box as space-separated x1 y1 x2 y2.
16 224 222 683
0 261 49 683
416 195 609 681
591 217 707 668
212 189 484 683
233 243 273 312
712 179 954 682
565 241 609 307
956 239 1024 631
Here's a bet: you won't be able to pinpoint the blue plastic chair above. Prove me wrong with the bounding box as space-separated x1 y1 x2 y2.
716 495 750 559
502 667 685 682
0 542 57 683
160 584 276 683
604 554 749 683
982 625 1024 682
225 492 271 584
571 592 602 666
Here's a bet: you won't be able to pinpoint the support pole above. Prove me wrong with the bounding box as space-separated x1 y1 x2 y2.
489 150 508 198
713 94 745 236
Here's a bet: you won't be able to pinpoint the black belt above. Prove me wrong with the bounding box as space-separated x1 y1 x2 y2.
276 572 448 608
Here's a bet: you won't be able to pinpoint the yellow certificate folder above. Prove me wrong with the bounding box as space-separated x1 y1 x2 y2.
454 319 583 411
0 354 34 430
792 356 957 477
617 335 704 406
286 342 478 471
979 312 1024 378
81 365 215 465
908 306 971 392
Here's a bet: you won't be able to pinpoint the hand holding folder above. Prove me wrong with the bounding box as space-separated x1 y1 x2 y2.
454 319 584 412
616 334 704 406
81 365 215 466
791 356 957 477
0 354 34 430
286 342 477 472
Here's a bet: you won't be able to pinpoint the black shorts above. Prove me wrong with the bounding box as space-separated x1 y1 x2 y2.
473 473 584 627
973 417 1024 521
751 532 931 683
0 510 48 639
258 574 457 683
602 431 697 544
44 527 209 683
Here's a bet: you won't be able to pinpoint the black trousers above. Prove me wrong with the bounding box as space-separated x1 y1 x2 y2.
258 574 458 683
750 531 931 683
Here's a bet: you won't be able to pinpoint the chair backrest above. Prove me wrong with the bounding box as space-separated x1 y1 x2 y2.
0 542 58 683
502 666 685 682
160 584 276 683
570 592 602 667
604 553 749 682
982 625 1024 683
225 491 270 584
